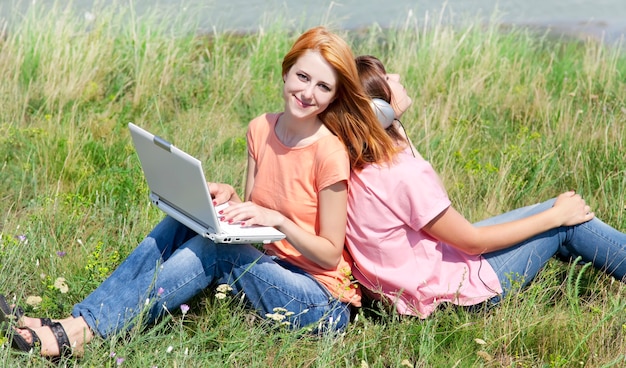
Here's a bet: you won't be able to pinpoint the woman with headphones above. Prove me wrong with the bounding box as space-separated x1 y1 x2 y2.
345 55 626 318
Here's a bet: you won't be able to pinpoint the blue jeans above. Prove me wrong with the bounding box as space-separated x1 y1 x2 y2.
478 199 626 299
72 216 351 338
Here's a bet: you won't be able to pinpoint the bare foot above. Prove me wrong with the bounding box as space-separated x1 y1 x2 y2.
19 315 51 328
14 326 60 357
3 302 53 329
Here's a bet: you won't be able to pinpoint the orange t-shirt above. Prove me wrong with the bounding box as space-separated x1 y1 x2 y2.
246 113 361 306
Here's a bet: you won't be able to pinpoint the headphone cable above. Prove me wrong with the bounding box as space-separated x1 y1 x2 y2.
394 119 416 158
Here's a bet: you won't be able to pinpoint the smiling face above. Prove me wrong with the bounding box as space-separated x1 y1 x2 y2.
282 50 338 121
385 73 412 119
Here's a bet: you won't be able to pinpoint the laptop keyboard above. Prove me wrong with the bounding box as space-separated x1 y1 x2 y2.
219 219 276 235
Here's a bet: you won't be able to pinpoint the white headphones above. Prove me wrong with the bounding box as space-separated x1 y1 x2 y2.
371 98 395 129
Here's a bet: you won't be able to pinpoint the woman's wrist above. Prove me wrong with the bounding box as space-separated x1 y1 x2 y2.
273 211 287 229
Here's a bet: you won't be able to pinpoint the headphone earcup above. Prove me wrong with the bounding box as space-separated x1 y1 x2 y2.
371 98 395 129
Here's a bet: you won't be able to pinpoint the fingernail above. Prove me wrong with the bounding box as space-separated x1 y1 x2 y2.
218 210 223 215
213 200 217 205
240 222 245 227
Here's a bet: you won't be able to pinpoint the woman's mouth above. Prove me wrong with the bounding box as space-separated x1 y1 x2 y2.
295 95 314 108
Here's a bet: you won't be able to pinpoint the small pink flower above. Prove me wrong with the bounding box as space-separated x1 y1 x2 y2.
56 251 66 257
16 235 26 242
157 287 164 296
110 352 116 357
116 357 125 365
180 304 189 314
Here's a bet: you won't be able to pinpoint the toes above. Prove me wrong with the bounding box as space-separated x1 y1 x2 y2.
15 327 33 344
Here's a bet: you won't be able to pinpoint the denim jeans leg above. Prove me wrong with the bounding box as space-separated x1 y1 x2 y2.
71 216 203 338
558 217 626 280
479 199 626 299
479 199 561 296
72 216 350 338
482 228 564 298
211 243 351 332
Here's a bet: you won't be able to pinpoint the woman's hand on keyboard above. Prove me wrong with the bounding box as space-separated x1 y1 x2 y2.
208 182 240 206
218 201 285 228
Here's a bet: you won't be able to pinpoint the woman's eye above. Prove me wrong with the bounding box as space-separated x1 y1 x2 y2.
318 84 331 92
297 73 308 81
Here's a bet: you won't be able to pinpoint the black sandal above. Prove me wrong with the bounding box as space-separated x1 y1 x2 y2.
7 322 72 361
0 293 54 327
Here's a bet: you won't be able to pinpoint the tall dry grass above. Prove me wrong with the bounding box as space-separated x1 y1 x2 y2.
0 1 624 366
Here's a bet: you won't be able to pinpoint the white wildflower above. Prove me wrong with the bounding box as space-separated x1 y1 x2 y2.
265 313 285 321
216 284 233 293
54 277 69 293
26 295 42 307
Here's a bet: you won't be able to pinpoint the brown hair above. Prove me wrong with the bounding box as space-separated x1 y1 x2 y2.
282 27 399 170
355 55 405 144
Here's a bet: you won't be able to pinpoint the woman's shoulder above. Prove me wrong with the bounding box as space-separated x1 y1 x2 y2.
247 113 281 142
357 150 434 180
249 113 280 129
312 134 348 161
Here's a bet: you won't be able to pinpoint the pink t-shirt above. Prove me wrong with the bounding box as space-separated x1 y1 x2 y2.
345 149 502 317
247 113 361 306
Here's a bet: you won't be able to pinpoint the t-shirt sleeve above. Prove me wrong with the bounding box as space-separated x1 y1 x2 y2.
246 115 266 161
386 157 450 231
314 140 350 192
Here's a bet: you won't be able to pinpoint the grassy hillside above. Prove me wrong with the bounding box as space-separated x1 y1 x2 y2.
0 2 625 367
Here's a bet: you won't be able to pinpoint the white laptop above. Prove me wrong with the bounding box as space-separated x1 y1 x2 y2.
128 122 286 244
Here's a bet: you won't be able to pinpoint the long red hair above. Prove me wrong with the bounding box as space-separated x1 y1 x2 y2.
282 27 399 170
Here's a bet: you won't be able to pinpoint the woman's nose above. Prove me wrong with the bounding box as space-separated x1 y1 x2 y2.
301 84 315 99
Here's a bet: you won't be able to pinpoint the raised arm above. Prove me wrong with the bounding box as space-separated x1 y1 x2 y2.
423 191 594 255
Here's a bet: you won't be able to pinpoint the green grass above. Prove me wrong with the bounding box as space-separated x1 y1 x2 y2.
1 2 625 367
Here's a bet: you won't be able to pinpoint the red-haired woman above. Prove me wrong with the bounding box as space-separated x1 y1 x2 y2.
1 27 391 359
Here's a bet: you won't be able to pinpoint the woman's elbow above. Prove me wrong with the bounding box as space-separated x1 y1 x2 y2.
318 254 342 270
316 246 344 270
452 238 487 256
463 246 487 256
